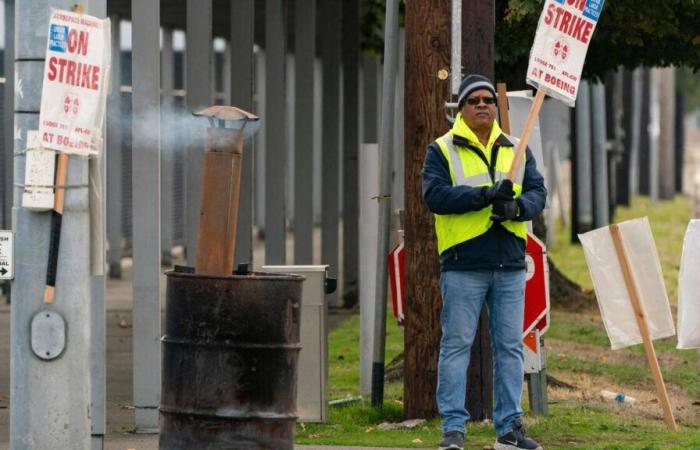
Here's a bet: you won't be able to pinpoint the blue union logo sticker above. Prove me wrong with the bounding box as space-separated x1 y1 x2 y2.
49 24 68 52
584 0 605 22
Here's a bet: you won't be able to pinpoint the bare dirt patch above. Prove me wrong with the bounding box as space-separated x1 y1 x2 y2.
547 339 688 371
541 370 700 425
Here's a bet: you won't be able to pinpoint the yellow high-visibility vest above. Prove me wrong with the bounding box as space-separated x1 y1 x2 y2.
433 115 527 255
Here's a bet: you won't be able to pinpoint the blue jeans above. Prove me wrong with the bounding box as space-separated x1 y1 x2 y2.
437 269 526 437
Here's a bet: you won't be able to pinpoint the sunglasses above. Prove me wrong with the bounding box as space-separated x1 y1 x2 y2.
465 96 496 105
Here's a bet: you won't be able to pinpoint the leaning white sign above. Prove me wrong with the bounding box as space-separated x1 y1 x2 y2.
526 0 605 106
38 9 111 155
677 220 700 349
579 218 675 350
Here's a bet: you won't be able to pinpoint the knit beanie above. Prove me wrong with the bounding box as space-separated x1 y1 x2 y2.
457 74 497 108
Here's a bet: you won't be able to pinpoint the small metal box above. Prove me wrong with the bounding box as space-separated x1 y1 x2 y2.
263 265 330 423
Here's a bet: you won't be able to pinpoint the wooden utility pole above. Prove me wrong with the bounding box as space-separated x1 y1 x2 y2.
404 0 496 420
404 0 450 418
462 2 494 80
462 0 496 421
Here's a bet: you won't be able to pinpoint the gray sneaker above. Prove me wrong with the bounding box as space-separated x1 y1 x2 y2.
438 430 464 450
494 419 543 450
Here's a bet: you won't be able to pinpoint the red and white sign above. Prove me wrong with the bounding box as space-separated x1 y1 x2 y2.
523 329 544 373
39 9 111 155
524 233 550 336
388 242 405 326
526 0 605 106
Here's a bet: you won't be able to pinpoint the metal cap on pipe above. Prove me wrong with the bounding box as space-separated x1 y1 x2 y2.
194 105 259 122
194 105 261 140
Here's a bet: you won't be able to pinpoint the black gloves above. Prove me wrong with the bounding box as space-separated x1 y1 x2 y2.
491 198 519 222
483 179 514 204
486 179 519 222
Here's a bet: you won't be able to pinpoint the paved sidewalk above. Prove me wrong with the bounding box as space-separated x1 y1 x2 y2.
0 437 417 450
99 434 417 450
99 433 420 450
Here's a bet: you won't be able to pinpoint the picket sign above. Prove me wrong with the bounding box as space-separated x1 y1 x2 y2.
508 0 605 182
39 7 111 155
677 220 700 349
609 224 677 431
526 0 605 106
40 6 111 304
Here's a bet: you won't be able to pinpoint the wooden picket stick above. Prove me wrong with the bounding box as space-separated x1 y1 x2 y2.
507 87 546 181
609 224 678 431
44 4 84 304
496 83 511 135
43 153 69 304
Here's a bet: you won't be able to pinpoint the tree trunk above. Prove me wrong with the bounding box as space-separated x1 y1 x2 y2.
403 0 450 419
462 0 496 422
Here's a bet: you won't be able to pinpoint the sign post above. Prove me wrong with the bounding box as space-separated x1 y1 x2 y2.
523 233 550 415
524 233 550 337
11 5 110 448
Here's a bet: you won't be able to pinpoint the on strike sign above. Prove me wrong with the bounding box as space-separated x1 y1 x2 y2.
526 0 605 106
39 9 111 155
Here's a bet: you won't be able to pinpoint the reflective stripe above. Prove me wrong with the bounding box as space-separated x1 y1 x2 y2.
495 171 509 181
443 135 492 187
445 134 525 186
443 135 467 185
463 173 492 186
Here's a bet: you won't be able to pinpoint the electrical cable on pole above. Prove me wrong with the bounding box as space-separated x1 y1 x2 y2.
450 0 461 96
371 0 399 407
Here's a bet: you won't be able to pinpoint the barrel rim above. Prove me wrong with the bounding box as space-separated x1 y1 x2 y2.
161 336 302 349
159 406 298 421
165 270 305 282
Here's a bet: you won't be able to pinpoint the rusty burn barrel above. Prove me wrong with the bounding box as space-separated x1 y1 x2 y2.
160 269 304 450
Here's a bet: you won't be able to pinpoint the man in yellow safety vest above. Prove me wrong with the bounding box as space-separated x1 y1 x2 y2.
422 74 547 450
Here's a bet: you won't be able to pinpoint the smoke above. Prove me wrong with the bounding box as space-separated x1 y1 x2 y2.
109 100 260 160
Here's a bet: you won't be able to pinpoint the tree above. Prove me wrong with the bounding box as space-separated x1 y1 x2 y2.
403 0 450 419
495 0 700 86
362 1 700 83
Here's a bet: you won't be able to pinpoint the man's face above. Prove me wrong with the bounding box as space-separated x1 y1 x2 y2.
460 88 497 134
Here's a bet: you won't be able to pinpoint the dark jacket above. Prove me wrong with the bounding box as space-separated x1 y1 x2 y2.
421 134 547 271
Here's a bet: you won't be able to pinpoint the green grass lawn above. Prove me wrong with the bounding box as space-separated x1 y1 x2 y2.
296 196 700 449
